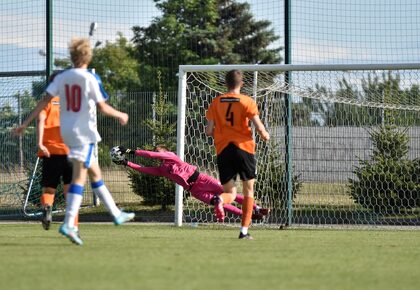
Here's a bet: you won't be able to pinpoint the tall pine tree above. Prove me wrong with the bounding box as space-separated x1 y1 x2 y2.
132 0 282 90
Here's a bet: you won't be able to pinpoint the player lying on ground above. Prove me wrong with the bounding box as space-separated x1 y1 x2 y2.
110 144 270 222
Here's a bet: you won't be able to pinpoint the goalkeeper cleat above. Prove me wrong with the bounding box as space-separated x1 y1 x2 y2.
252 212 264 220
42 205 52 230
238 232 253 240
213 196 225 222
252 208 270 220
114 211 135 225
258 208 270 216
59 224 83 246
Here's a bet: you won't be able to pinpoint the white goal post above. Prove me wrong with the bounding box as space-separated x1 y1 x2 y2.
175 63 420 227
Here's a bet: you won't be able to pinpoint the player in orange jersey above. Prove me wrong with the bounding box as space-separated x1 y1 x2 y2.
206 69 270 239
36 73 78 232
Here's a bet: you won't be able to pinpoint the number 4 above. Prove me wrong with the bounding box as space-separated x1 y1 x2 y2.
225 103 234 126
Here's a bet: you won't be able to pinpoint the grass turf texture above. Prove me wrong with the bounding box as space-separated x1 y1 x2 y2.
0 224 419 290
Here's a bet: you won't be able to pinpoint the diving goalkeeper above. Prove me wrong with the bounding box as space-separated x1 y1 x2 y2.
111 145 269 222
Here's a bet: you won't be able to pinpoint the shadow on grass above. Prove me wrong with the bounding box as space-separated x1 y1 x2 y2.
2 203 420 226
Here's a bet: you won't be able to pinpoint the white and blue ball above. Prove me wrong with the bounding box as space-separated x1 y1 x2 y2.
110 146 125 162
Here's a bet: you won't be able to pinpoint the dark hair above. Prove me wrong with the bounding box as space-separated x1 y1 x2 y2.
225 70 243 89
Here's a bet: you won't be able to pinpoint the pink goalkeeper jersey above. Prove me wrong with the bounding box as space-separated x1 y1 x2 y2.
128 150 197 190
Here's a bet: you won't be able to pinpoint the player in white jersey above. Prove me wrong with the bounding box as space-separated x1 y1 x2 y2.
13 37 135 245
48 69 105 148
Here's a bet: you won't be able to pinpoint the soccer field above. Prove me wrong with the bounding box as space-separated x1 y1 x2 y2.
0 223 419 290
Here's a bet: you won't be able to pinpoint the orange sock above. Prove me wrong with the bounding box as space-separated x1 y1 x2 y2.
219 193 236 204
74 214 79 228
241 196 254 227
41 193 55 207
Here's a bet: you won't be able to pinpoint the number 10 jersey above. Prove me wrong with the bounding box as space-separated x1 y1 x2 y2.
46 68 109 147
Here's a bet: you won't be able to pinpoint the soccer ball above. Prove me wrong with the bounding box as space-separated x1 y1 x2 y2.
109 146 125 162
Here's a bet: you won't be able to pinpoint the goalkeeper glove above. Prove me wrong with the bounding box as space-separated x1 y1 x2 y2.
112 158 128 166
118 146 134 155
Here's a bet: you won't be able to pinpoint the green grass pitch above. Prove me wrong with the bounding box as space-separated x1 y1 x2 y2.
0 223 419 290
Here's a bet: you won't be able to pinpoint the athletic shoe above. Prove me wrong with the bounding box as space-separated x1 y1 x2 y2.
114 212 135 225
213 196 225 222
59 224 83 246
238 232 253 240
74 228 81 239
41 205 52 230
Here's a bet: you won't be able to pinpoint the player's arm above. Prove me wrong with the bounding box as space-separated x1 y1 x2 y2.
111 147 163 175
36 111 50 157
205 102 215 137
250 115 270 141
134 150 175 160
118 146 176 161
205 120 215 137
12 94 53 136
126 161 162 176
97 101 128 125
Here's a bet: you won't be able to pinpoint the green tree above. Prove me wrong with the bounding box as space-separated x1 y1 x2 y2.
87 34 144 153
127 71 177 210
216 0 281 64
304 73 420 127
255 140 302 221
348 125 420 214
90 33 141 95
132 0 282 90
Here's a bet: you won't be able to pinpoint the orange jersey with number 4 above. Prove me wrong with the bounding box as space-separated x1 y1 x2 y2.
206 93 259 155
37 96 69 157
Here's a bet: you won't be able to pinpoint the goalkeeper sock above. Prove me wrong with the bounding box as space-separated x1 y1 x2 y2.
64 184 84 228
223 203 242 216
235 194 258 210
41 193 54 206
241 196 254 229
218 192 236 204
91 180 121 217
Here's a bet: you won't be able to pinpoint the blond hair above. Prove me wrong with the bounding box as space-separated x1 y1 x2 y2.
69 37 92 67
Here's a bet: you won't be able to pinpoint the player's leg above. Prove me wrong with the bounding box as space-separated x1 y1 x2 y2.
40 187 55 230
59 159 86 245
234 194 270 219
239 179 255 239
62 156 80 230
190 175 243 217
40 156 61 230
63 160 87 228
88 162 135 225
215 144 239 221
59 145 100 245
220 180 237 203
237 147 257 239
200 172 238 203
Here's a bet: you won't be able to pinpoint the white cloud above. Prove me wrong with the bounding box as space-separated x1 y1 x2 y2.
0 13 45 48
292 37 375 64
0 11 136 51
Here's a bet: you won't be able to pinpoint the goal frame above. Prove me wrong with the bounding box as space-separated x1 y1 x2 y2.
175 63 420 227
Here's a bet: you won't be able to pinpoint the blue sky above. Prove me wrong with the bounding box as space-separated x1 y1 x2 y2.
0 0 419 73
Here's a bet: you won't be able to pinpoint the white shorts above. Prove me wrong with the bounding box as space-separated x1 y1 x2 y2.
68 143 98 168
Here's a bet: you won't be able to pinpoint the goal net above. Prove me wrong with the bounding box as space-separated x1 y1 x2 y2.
0 75 98 218
176 64 420 227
